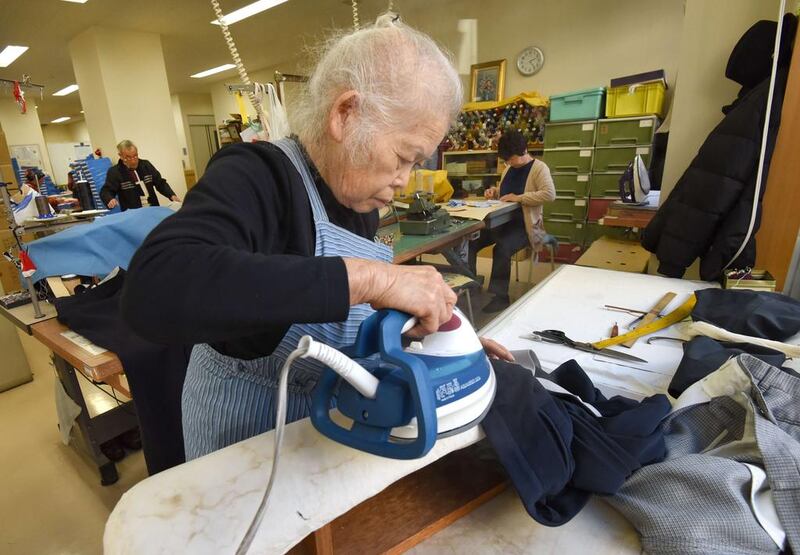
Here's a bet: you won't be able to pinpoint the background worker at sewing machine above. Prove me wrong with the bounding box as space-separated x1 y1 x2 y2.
468 130 556 313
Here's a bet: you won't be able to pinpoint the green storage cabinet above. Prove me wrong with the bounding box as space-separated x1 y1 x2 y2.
552 174 590 198
544 219 585 245
590 172 624 198
593 146 652 173
595 116 657 147
542 148 594 174
583 222 639 246
544 197 588 223
544 121 597 149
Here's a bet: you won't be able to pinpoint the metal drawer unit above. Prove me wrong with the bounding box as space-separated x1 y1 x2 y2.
595 116 658 147
542 148 594 174
544 120 597 149
592 145 652 173
552 174 590 198
543 197 588 223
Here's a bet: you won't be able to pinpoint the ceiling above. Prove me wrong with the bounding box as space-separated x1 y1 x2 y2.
0 0 397 123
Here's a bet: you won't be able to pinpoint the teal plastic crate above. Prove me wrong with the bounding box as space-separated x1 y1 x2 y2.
549 87 606 122
544 197 588 223
552 174 590 198
542 148 594 174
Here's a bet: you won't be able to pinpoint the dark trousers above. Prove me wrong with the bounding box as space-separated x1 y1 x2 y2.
468 219 530 299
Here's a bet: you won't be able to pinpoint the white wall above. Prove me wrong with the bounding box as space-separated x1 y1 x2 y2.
174 93 214 172
171 95 189 170
69 120 90 144
661 0 795 200
0 98 54 176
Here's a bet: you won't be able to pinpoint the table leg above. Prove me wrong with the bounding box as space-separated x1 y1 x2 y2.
52 354 139 486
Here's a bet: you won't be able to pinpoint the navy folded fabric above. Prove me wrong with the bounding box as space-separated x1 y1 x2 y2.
483 359 670 526
693 288 800 341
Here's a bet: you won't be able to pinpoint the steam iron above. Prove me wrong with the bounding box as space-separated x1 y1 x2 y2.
310 307 496 459
619 154 651 204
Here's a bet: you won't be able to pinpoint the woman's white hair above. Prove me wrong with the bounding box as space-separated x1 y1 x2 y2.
294 13 462 161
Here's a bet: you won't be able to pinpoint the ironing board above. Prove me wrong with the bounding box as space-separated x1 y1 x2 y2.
104 266 716 554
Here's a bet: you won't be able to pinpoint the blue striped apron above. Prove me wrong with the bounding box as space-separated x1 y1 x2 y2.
182 138 393 460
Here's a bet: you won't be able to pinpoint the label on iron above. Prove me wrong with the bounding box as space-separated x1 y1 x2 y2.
579 150 591 157
574 199 586 207
581 123 595 131
639 119 653 127
636 147 650 155
577 175 589 182
435 376 481 402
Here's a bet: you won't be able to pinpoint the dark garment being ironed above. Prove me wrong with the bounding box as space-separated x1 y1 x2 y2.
482 356 671 526
55 271 191 475
668 336 792 398
692 288 800 341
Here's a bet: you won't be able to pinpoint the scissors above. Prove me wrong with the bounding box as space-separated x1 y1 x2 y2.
522 329 648 364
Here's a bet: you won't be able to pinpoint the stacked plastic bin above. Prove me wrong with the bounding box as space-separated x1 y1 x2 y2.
584 116 658 245
541 87 604 263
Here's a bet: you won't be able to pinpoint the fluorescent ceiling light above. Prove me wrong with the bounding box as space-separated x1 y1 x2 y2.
51 117 71 123
61 0 89 3
210 0 289 26
190 63 236 78
0 45 29 68
53 84 79 96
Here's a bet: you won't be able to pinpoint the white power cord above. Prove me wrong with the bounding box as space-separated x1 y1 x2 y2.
235 336 378 554
210 0 272 138
722 0 786 271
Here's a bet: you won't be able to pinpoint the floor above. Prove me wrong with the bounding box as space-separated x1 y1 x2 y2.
0 255 557 555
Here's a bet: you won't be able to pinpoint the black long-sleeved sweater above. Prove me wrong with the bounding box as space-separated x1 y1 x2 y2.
121 140 378 360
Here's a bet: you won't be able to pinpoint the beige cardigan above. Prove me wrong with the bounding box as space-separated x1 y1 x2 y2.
498 158 556 251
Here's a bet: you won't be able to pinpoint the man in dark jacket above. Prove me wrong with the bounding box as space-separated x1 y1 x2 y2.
100 139 180 211
642 15 797 281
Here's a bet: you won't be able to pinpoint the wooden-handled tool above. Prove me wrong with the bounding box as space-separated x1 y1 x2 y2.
622 292 676 348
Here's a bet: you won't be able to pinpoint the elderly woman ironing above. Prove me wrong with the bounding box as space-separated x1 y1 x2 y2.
123 14 511 459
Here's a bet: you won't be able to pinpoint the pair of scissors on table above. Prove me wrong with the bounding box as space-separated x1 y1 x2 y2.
522 329 648 364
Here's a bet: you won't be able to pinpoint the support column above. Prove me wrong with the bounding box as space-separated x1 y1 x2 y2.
69 27 186 198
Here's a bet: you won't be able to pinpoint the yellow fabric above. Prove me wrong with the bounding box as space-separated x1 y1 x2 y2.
462 91 549 113
402 170 454 202
234 93 249 125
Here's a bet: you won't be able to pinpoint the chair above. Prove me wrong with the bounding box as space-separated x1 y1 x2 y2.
514 233 558 282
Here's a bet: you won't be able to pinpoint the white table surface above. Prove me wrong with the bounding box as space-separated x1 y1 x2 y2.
105 265 716 554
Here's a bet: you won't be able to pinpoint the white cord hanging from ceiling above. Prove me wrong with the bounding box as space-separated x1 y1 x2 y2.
722 0 786 272
352 1 398 30
210 0 271 139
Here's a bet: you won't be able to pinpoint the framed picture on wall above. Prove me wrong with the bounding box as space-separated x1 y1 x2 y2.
470 59 507 103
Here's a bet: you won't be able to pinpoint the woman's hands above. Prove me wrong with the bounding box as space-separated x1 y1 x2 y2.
344 259 457 337
499 193 520 203
479 337 514 361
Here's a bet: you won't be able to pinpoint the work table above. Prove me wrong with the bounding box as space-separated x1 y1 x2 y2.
105 265 715 553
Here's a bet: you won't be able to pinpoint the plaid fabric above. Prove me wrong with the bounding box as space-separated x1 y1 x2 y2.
609 355 800 555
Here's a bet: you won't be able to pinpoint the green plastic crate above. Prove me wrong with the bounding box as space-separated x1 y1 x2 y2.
583 222 640 247
544 121 597 149
542 148 594 174
544 219 585 245
544 198 588 223
595 116 657 147
589 172 624 198
552 174 590 198
593 146 652 173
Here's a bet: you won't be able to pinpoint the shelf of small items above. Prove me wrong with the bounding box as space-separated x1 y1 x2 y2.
440 92 548 197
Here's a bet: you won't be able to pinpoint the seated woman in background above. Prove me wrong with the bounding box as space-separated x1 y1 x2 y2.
468 130 556 313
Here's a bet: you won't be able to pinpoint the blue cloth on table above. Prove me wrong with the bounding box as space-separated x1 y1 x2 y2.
26 207 173 282
482 357 671 526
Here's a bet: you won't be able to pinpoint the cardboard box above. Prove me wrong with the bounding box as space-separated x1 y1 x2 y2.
0 163 16 186
0 130 11 165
